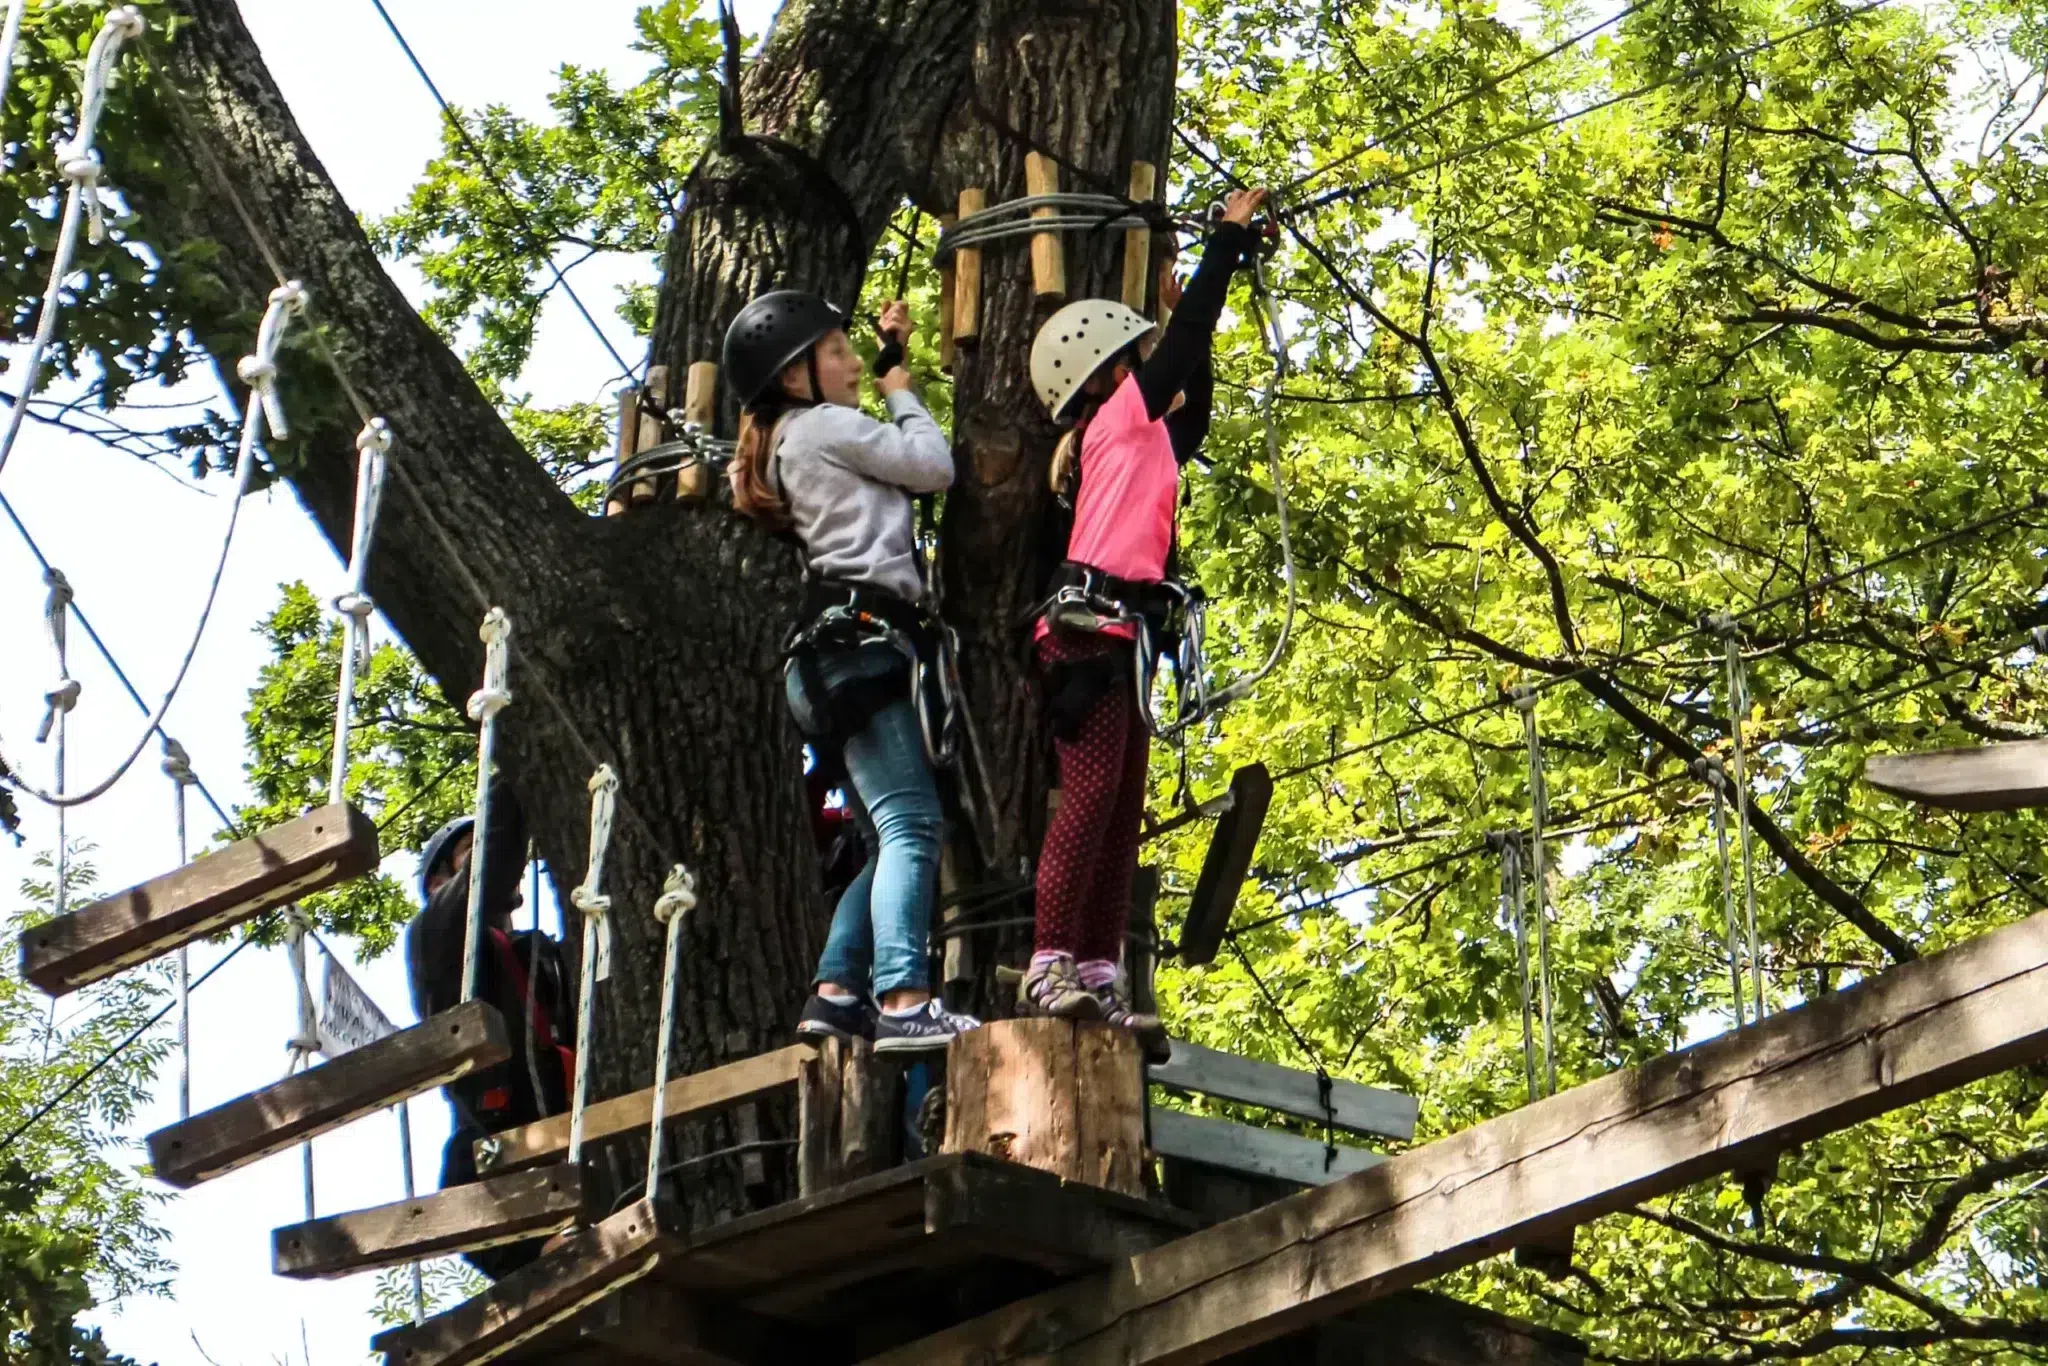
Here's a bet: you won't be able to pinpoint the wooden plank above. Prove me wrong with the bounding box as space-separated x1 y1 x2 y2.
1148 1109 1382 1188
272 1163 586 1280
870 905 2048 1366
479 1043 806 1176
629 365 667 504
674 361 717 501
1177 764 1273 966
1149 1038 1418 1142
1025 152 1064 298
607 386 639 517
370 1199 683 1366
953 188 985 344
797 1040 843 1197
1863 739 2048 811
1121 161 1157 313
20 803 377 997
148 1000 507 1189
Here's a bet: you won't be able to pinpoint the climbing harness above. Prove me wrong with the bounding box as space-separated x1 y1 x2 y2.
644 865 698 1198
460 609 513 1004
0 7 146 481
161 736 196 1119
1695 756 1750 1028
1513 687 1558 1097
567 765 619 1166
2 281 306 808
1710 615 1766 1018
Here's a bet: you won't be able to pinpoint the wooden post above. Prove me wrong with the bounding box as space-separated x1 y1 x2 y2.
937 212 959 372
606 386 638 517
676 361 718 501
1121 161 1157 314
953 188 985 345
940 841 976 994
1024 153 1064 299
1129 865 1160 1021
628 365 667 505
798 1036 901 1195
943 1019 1146 1198
796 1043 843 1197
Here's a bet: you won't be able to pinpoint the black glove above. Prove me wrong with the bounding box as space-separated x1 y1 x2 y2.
873 335 906 377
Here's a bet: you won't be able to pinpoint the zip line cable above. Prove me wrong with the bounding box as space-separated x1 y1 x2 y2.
357 0 639 383
1284 0 1657 195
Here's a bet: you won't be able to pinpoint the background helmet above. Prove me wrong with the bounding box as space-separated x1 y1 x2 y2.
722 291 848 408
417 814 475 903
1030 299 1156 423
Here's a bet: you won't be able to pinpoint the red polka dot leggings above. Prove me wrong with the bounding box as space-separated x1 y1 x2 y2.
1033 632 1149 961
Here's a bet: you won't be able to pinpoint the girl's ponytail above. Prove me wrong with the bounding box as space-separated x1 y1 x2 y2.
728 401 793 529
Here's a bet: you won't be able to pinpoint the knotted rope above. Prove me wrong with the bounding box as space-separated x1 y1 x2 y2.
644 865 696 1196
1710 614 1767 1018
327 417 393 806
161 735 196 1118
458 608 513 1003
567 764 619 1165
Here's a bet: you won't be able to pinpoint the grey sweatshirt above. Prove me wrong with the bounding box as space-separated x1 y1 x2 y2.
771 390 953 602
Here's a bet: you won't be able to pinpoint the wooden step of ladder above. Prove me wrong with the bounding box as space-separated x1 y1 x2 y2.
272 1163 588 1280
369 1197 685 1366
1177 764 1273 965
1863 739 2048 811
19 803 378 997
147 1000 508 1189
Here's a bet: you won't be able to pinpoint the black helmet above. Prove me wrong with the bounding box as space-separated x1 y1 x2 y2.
722 291 847 408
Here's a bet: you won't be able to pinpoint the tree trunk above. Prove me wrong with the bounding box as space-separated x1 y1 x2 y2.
126 0 1174 1216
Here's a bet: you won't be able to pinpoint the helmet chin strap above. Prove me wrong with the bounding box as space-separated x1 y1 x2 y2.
807 351 824 403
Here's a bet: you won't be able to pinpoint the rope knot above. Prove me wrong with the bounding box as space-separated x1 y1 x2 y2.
356 417 393 457
161 736 196 787
236 355 278 390
333 591 375 622
569 886 612 917
1509 683 1539 714
467 608 513 722
37 680 80 743
105 6 146 40
42 566 74 613
652 864 696 924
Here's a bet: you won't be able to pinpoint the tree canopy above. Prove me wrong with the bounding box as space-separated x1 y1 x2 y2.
5 0 2048 1358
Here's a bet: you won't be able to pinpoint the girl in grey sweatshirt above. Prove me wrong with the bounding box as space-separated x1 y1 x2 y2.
723 290 980 1053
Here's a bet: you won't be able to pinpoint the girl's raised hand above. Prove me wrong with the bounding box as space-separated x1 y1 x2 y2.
1220 187 1269 227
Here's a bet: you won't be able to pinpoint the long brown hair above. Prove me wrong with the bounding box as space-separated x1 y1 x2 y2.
729 398 796 529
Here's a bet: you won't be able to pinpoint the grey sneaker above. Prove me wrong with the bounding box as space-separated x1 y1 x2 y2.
873 999 982 1054
1095 980 1171 1063
1018 956 1104 1021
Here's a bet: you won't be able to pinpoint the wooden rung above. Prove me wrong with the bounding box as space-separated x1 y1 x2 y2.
1178 764 1274 966
1149 1108 1383 1187
148 1000 508 1189
1149 1038 1418 1142
953 187 985 344
1863 739 2048 811
368 1198 684 1366
675 361 718 501
1121 160 1157 313
272 1164 587 1280
1025 152 1064 298
19 803 378 998
477 1042 807 1176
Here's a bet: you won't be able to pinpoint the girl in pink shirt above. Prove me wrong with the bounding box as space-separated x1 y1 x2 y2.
1021 188 1268 1034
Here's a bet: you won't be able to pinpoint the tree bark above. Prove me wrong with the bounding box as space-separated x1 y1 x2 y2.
123 0 1175 1213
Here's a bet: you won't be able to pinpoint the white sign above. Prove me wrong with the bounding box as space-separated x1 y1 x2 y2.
319 952 397 1058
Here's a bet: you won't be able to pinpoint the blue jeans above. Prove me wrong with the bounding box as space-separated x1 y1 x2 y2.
787 648 942 997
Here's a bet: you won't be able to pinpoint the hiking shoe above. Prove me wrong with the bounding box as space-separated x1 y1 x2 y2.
873 999 982 1054
796 992 875 1044
1095 981 1171 1063
1018 956 1104 1021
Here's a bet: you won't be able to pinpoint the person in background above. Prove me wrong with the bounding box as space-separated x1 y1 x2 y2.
725 290 981 1053
406 779 573 1278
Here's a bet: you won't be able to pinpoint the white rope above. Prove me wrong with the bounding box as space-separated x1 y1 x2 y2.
2 281 305 808
327 417 393 807
458 608 512 1004
1698 757 1748 1029
36 568 75 915
284 903 319 1221
1712 615 1767 1018
1494 834 1541 1103
0 7 147 483
395 1099 424 1323
644 864 696 1198
1513 687 1558 1097
162 735 196 1119
0 0 27 159
567 764 618 1166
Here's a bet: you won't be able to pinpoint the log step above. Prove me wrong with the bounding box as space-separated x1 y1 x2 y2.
1863 739 2048 812
369 1197 684 1366
1148 1037 1418 1142
272 1164 587 1280
19 803 378 997
148 1000 508 1189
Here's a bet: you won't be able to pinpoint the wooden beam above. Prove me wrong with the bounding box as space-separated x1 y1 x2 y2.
19 803 377 997
1121 161 1157 313
953 188 985 344
1148 1109 1382 1188
869 905 2048 1366
148 1000 507 1189
1178 764 1273 966
1863 739 2048 811
271 1163 587 1280
370 1198 683 1366
478 1043 807 1176
1025 152 1065 298
675 362 717 501
1149 1039 1417 1142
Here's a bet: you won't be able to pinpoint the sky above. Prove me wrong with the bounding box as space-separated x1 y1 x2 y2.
0 2 773 1363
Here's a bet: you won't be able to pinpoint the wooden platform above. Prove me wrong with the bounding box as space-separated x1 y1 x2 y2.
1863 739 2048 811
149 1000 507 1188
19 803 377 996
273 1164 587 1279
372 1152 1199 1366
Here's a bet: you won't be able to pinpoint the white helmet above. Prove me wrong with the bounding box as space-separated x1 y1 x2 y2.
1030 299 1155 423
